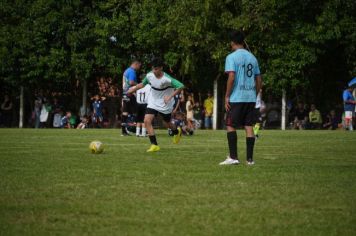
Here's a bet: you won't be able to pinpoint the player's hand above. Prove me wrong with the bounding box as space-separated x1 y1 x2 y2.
225 97 231 111
164 96 171 104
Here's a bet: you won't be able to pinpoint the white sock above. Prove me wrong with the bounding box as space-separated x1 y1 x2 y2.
142 128 146 136
136 126 141 136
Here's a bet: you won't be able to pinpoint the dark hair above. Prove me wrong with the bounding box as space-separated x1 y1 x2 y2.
131 59 141 64
229 30 245 45
151 57 164 68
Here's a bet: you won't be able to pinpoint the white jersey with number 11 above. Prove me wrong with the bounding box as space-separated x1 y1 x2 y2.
136 84 151 105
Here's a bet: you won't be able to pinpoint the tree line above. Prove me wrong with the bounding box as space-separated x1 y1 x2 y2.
1 0 355 112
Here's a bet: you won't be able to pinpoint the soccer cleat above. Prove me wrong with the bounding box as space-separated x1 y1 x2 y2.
146 145 160 152
219 156 240 165
247 160 255 165
173 127 182 144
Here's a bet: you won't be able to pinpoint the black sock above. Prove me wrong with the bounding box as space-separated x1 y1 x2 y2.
227 131 238 160
121 115 128 134
246 137 255 161
149 135 158 145
171 128 179 135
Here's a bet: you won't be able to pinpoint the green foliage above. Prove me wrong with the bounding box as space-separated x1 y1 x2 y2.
0 0 355 97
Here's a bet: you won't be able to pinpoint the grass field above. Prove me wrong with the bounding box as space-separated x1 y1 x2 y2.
0 129 356 235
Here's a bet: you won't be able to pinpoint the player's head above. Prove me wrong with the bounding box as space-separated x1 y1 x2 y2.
207 91 212 97
151 57 164 77
229 30 245 49
94 94 99 101
310 104 316 111
131 59 141 70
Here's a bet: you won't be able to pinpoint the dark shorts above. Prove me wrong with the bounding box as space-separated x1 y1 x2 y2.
136 103 147 123
122 94 137 114
226 102 256 128
254 108 262 123
146 108 171 123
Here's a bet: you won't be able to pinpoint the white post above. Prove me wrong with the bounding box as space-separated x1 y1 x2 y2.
213 78 218 130
281 89 286 130
19 86 24 128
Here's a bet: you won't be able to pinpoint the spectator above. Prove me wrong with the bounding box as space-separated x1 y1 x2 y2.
33 93 43 128
51 98 63 128
193 101 202 129
203 91 214 129
91 94 106 128
172 90 184 115
106 87 119 128
309 104 322 129
61 111 72 129
39 98 51 128
1 94 13 127
343 86 355 131
293 102 308 130
323 110 339 130
77 115 89 129
186 94 195 130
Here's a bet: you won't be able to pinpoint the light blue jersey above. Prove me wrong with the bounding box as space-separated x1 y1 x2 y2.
225 49 260 103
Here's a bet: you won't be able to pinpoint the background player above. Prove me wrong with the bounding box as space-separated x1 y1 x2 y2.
127 58 184 152
135 83 151 137
121 59 141 136
220 31 262 165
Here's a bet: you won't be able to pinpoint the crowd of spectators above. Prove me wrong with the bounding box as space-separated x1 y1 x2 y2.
0 81 353 131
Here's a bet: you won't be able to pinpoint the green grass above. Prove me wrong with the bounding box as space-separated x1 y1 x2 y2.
0 129 356 235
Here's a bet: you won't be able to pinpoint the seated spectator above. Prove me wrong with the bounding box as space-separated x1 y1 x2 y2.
77 115 89 129
61 111 72 128
169 112 194 136
323 110 339 130
309 104 322 129
293 102 308 130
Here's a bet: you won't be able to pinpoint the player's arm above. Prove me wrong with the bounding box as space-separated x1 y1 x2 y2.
225 72 235 111
127 83 144 94
127 77 149 94
164 78 184 104
255 75 262 95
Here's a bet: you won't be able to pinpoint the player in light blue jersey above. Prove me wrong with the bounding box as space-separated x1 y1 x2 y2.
220 31 262 166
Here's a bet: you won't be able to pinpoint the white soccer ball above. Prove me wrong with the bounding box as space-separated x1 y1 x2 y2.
89 141 104 154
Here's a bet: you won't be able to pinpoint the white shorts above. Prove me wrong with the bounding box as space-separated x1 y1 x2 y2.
345 111 353 119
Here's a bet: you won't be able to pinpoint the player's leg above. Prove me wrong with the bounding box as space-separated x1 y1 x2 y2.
161 112 182 144
145 109 160 152
121 98 129 135
220 103 240 165
245 103 256 165
137 104 147 137
136 122 141 137
345 111 353 131
141 121 147 137
245 125 255 165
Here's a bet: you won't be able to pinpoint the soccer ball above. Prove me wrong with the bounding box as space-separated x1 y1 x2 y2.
89 141 104 154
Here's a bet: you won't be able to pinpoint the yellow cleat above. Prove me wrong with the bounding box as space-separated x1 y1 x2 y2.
146 145 160 152
173 127 182 144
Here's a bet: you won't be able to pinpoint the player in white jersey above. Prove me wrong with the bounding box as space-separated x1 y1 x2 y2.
127 58 184 152
135 84 151 137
